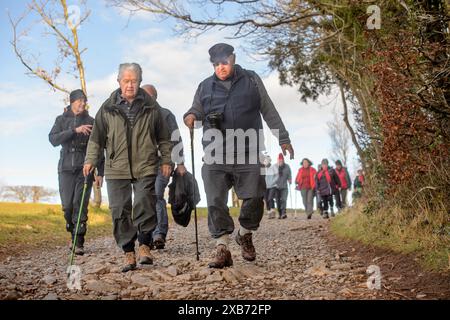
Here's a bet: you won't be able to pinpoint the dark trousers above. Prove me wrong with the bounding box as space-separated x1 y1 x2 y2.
106 176 157 252
320 194 334 213
58 170 93 247
202 163 265 238
265 188 277 210
275 188 288 216
334 189 342 210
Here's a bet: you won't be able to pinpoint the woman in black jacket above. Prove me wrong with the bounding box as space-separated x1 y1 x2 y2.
49 89 104 255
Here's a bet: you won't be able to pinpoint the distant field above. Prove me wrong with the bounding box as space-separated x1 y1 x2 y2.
0 202 112 258
0 202 241 260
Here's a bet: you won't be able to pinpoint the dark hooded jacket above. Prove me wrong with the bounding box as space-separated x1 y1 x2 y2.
49 108 104 175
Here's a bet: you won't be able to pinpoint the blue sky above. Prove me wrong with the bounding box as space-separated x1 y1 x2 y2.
0 1 357 207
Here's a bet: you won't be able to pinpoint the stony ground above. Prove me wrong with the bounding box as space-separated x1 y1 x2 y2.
1 212 449 300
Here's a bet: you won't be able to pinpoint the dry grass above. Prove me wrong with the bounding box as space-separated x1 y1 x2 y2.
330 202 450 272
0 202 112 251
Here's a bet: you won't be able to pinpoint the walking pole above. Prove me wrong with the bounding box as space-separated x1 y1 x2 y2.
289 184 293 218
294 185 298 218
190 128 200 261
68 174 90 267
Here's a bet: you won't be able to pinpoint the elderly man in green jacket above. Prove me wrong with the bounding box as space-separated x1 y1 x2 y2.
84 63 173 272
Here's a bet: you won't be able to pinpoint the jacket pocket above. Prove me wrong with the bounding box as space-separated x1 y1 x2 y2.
107 135 116 168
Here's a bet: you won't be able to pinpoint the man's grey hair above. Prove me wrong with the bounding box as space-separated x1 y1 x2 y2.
118 63 142 82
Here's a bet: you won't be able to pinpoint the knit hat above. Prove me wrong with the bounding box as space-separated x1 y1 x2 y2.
335 160 343 167
278 153 284 161
69 89 87 103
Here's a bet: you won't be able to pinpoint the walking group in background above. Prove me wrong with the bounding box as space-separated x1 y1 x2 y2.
264 155 365 220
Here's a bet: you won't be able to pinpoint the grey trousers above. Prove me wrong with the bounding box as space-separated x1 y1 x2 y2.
202 163 265 238
300 189 314 216
58 170 93 246
340 188 348 209
106 176 157 252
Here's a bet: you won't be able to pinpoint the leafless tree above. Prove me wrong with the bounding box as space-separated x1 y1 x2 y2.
327 107 350 167
1 185 56 203
9 0 102 206
1 186 32 203
30 186 57 203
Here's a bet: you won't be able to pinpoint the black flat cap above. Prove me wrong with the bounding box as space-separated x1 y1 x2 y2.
69 89 87 103
209 43 234 63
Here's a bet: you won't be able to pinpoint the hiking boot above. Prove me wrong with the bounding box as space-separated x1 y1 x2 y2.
235 232 256 261
153 237 165 250
307 214 312 220
122 252 137 273
138 244 153 265
208 245 233 268
330 212 335 218
268 209 275 219
322 212 329 219
75 246 84 256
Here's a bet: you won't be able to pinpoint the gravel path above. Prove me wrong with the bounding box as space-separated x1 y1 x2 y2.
0 213 446 300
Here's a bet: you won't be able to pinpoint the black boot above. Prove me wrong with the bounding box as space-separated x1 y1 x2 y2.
74 234 85 255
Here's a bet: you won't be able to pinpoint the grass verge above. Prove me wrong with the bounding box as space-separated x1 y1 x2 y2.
330 205 450 272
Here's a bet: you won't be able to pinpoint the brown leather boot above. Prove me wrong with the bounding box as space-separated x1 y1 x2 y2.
208 245 233 268
122 251 137 273
138 244 153 265
235 232 256 261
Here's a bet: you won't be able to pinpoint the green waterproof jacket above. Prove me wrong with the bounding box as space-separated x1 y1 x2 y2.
85 88 173 179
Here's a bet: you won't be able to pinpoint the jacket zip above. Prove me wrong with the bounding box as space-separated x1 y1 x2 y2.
114 104 149 179
109 134 115 168
72 115 76 170
114 108 134 179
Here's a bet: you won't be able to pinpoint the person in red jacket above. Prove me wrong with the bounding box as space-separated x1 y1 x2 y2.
315 159 341 218
335 160 352 210
295 158 317 219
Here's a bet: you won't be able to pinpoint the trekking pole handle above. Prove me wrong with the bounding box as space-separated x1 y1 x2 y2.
84 173 90 185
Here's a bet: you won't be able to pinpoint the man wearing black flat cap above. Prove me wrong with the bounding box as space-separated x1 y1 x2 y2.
49 89 104 255
184 43 294 268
